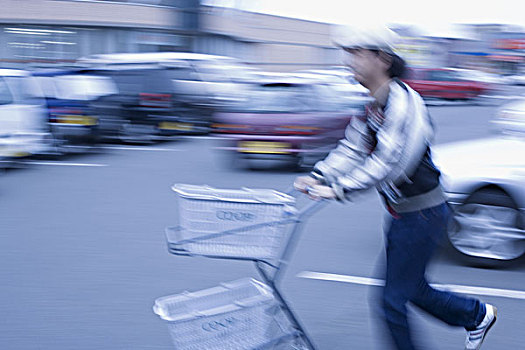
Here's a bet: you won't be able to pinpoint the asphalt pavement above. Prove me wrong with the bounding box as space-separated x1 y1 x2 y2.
1 100 524 349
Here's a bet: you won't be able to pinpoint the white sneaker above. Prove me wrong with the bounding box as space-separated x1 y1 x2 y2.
465 304 497 350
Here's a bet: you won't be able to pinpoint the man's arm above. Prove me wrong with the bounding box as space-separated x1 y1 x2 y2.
332 91 410 201
310 115 369 184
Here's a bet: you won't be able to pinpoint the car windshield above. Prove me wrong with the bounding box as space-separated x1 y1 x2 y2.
54 75 118 100
427 70 461 82
226 82 347 113
4 76 45 105
95 68 173 95
193 60 256 83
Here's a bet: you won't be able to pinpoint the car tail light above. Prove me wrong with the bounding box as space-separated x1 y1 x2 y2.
273 125 322 135
139 93 172 108
50 107 82 115
211 123 251 134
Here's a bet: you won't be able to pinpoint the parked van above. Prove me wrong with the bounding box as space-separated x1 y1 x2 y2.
0 69 52 165
33 70 117 151
77 52 254 109
75 52 255 139
85 65 194 142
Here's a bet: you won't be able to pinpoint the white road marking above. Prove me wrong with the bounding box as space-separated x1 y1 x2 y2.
23 161 107 167
100 145 181 152
424 95 523 107
297 271 525 300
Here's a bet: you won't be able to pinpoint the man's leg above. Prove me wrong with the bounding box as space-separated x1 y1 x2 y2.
382 216 424 350
411 279 484 329
381 204 486 349
409 204 485 329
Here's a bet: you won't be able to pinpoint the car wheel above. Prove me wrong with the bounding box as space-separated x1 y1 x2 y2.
447 188 525 265
215 150 246 171
48 126 67 157
118 122 155 144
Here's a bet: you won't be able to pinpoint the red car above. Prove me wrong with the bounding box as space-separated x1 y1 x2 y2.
403 68 490 100
212 77 366 169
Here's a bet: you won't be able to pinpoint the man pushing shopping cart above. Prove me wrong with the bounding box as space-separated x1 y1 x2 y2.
293 25 496 350
153 25 496 350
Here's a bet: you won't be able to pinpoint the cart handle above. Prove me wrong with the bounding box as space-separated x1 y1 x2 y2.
285 186 328 219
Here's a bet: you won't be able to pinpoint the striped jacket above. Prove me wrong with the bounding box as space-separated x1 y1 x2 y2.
311 79 445 213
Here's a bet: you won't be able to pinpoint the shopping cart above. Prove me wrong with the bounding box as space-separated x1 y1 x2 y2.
154 184 326 350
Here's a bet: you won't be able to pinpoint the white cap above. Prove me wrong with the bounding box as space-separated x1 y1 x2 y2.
332 25 400 55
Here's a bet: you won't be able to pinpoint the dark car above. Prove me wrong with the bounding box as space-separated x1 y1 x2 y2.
85 66 213 143
32 70 114 150
76 53 257 142
212 76 365 170
403 67 490 100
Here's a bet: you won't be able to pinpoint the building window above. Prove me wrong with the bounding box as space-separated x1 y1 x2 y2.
4 26 80 62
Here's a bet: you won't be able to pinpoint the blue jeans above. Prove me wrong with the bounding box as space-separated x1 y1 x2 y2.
381 203 485 350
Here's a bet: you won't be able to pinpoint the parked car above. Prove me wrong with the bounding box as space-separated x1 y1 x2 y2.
450 68 506 93
33 70 117 151
78 52 254 109
76 53 257 140
0 69 52 165
504 73 525 86
491 97 525 135
83 66 196 142
403 67 491 100
433 103 525 265
212 75 365 169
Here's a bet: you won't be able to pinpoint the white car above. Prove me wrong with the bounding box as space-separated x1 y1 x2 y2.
491 97 525 135
0 69 52 165
432 128 525 265
505 74 525 86
450 68 507 86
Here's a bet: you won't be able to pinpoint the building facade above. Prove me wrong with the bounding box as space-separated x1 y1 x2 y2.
195 5 340 71
0 1 522 73
394 24 525 74
0 0 340 70
0 0 189 67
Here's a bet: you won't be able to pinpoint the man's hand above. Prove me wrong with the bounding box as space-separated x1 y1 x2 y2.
307 184 337 200
293 176 320 194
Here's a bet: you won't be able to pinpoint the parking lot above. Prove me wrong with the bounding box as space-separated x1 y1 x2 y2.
1 100 525 349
